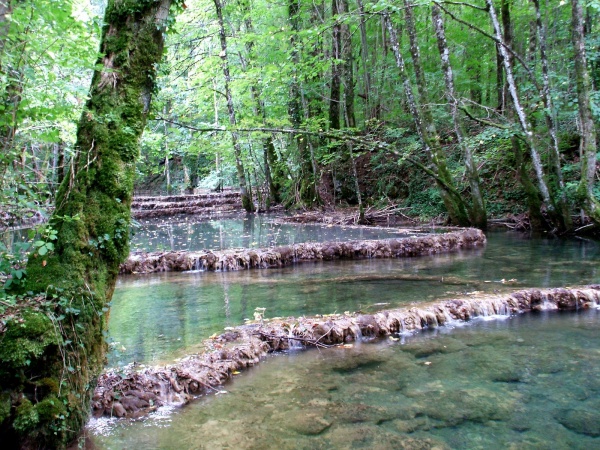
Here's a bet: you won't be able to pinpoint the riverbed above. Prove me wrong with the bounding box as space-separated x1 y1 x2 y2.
91 219 600 448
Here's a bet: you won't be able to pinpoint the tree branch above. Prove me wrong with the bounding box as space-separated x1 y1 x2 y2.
435 2 539 92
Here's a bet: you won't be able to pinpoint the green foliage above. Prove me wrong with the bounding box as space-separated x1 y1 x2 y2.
13 398 39 433
0 392 11 424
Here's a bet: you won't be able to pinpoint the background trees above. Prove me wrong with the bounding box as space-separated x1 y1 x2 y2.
0 0 598 231
136 0 598 230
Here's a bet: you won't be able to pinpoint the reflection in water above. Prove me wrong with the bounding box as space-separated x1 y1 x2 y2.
91 310 600 449
108 230 600 367
130 214 426 252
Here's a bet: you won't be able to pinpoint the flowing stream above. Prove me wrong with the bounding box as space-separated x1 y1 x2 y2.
92 218 600 448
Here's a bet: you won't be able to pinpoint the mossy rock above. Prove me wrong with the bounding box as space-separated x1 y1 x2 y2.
555 400 600 437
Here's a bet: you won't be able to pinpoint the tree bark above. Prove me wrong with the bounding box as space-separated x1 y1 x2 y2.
388 5 469 226
340 0 355 128
571 0 600 224
329 0 342 129
288 0 319 205
214 0 254 212
238 0 280 207
4 1 175 448
356 0 372 120
432 3 487 229
486 0 562 230
532 0 571 230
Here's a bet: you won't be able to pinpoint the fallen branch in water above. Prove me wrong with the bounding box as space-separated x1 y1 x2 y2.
254 331 333 348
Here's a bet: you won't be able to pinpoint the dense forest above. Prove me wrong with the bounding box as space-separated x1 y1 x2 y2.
1 0 599 233
0 0 598 447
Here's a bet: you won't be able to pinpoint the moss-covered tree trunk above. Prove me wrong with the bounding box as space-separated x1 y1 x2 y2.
571 0 600 225
0 1 174 448
384 9 470 227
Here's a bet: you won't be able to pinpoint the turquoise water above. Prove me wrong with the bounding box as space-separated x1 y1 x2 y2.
91 310 600 449
91 224 600 449
107 230 599 366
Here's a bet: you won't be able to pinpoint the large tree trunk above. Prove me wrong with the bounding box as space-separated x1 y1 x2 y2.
571 0 600 224
431 4 487 230
1 1 174 448
214 0 254 212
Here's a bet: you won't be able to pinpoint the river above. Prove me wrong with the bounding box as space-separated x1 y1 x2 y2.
90 218 600 449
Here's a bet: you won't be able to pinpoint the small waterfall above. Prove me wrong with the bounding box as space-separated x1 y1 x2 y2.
540 293 556 310
287 327 303 350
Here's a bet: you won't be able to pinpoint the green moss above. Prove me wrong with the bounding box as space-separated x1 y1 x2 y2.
0 310 58 373
37 377 60 395
13 399 39 434
5 0 172 446
35 396 66 422
0 392 11 424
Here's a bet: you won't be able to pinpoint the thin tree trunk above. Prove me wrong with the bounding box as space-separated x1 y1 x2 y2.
571 0 600 224
238 0 280 206
532 0 571 230
329 0 342 129
432 3 487 229
486 0 561 229
340 0 354 128
389 5 469 226
496 44 504 111
356 0 372 120
214 0 254 211
289 0 318 205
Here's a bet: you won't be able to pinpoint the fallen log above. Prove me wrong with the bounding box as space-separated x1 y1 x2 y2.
119 228 486 274
92 285 600 419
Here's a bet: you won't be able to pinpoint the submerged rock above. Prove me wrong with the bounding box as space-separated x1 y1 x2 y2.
555 399 600 437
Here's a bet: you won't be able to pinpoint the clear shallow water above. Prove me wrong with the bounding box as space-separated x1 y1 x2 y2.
91 310 600 449
130 214 424 252
108 230 599 366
